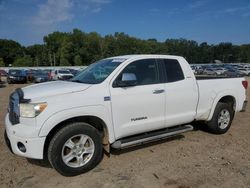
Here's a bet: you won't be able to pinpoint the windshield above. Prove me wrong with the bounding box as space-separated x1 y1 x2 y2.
59 70 71 74
9 70 23 75
71 58 124 84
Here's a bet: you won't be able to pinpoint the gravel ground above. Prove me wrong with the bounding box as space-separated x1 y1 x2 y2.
0 78 250 188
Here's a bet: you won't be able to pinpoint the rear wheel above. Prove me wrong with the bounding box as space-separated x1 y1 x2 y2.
48 122 103 176
206 102 234 134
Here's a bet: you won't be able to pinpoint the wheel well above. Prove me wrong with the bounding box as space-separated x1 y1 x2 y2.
218 95 236 111
43 116 110 159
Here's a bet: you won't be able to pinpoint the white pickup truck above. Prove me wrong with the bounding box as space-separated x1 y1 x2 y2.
5 55 248 176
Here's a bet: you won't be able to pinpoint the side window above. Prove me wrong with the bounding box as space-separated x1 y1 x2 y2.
163 59 184 82
115 59 159 86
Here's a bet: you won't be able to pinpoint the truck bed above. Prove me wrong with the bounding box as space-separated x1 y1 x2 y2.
195 75 244 80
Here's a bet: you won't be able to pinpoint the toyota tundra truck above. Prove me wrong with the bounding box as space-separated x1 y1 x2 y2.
4 55 248 176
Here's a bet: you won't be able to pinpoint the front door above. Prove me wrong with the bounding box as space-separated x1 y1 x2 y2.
109 58 166 139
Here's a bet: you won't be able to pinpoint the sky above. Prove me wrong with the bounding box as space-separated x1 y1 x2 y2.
0 0 250 46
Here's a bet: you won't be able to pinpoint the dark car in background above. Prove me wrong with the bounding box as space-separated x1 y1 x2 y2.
33 70 50 83
7 69 27 84
26 69 38 83
68 68 81 76
224 67 245 77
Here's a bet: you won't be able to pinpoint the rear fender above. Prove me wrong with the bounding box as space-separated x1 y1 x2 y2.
207 91 237 121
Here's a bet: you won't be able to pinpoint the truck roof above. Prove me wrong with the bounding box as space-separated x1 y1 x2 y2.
107 54 183 61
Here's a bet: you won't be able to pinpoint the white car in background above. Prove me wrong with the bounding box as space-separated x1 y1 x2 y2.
238 68 250 76
204 68 225 76
215 68 226 75
51 69 74 80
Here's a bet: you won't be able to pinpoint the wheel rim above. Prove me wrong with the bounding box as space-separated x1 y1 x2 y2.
218 109 231 129
61 134 95 168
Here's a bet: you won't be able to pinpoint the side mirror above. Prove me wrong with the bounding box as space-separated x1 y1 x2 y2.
115 73 137 87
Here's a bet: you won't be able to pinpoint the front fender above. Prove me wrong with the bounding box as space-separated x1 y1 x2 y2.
38 105 116 143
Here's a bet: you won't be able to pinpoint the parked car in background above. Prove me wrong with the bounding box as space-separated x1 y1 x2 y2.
7 69 27 84
0 69 8 77
26 69 38 83
51 69 74 80
195 66 204 74
224 67 245 77
191 66 197 74
68 68 81 76
203 68 217 75
33 70 50 83
214 68 226 75
0 73 5 87
238 68 250 76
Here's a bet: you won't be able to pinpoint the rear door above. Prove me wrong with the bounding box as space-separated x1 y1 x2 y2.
158 58 198 126
109 58 166 139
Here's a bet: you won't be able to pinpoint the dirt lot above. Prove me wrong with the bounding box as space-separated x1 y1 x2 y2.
0 78 250 188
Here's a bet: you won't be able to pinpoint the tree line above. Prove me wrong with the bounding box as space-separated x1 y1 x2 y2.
0 28 250 67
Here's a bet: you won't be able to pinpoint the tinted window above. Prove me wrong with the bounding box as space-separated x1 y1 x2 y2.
163 59 184 82
115 59 159 86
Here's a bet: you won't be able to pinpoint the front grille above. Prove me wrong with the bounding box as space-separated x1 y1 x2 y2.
9 91 20 125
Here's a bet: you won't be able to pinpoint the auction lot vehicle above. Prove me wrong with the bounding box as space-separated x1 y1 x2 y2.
238 68 250 76
7 69 27 84
51 69 74 80
32 70 50 83
4 55 248 176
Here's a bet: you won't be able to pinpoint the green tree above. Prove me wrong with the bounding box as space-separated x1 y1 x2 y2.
60 57 71 66
1 28 250 67
13 56 33 67
26 44 49 66
0 58 5 67
0 39 24 66
74 55 82 66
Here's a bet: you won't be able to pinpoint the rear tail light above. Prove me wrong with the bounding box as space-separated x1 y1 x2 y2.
242 80 248 89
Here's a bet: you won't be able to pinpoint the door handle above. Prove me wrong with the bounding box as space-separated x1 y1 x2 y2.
152 89 165 94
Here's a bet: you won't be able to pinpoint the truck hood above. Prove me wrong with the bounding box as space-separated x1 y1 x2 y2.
22 81 91 100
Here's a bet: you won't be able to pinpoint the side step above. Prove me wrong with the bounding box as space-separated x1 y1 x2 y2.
111 125 193 149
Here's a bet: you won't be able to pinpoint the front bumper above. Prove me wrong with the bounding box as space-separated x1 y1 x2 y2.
4 115 46 159
240 100 248 112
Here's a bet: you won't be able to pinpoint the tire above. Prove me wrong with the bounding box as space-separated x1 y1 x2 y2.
48 122 103 176
206 102 234 134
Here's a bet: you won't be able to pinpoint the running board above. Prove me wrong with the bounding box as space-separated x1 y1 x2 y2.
111 125 193 149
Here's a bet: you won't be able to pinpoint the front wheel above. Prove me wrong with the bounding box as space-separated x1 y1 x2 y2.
206 102 234 134
48 122 103 176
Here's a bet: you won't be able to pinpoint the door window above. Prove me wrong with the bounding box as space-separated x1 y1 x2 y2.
162 59 184 82
114 59 159 86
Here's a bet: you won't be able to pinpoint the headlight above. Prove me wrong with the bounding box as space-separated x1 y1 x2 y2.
20 103 47 118
9 76 14 79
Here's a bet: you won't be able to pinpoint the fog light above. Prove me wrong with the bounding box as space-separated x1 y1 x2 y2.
17 142 26 153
